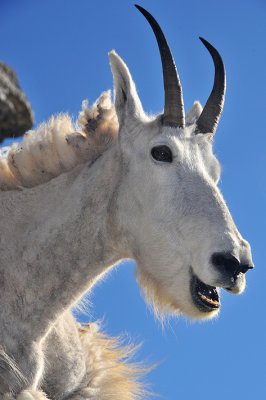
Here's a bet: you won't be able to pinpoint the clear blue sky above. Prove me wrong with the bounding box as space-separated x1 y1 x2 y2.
1 0 265 398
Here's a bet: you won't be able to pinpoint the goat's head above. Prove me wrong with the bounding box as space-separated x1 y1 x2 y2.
109 5 253 320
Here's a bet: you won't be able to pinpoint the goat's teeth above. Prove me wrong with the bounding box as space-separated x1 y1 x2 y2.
198 292 219 305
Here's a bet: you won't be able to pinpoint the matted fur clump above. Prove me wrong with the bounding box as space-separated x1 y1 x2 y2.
78 323 148 400
0 91 118 190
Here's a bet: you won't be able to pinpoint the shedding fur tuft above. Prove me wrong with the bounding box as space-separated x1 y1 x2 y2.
0 91 119 191
78 323 151 400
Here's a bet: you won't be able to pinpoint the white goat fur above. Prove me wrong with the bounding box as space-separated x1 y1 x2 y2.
0 50 253 399
0 91 118 190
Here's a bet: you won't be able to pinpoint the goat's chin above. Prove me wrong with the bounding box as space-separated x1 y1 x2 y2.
135 268 220 321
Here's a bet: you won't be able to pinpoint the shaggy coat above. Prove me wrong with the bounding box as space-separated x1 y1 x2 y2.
0 32 253 400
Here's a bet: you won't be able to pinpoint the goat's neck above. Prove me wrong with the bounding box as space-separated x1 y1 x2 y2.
4 146 127 342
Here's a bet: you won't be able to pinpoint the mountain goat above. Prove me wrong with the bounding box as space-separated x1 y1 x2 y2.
0 5 253 400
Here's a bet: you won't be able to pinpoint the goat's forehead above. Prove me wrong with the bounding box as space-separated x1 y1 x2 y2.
149 125 207 149
131 122 214 162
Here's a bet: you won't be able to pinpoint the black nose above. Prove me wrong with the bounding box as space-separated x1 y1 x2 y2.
211 252 254 277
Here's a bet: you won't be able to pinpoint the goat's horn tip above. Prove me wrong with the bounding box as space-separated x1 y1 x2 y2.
199 37 209 46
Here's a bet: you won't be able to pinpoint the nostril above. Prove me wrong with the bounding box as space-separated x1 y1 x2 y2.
239 264 254 274
211 252 254 276
211 252 240 276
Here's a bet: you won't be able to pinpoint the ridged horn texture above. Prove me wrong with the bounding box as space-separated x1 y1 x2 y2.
196 37 226 134
135 4 185 128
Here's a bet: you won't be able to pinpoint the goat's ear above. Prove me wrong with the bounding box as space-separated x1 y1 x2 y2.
109 50 145 125
185 101 203 126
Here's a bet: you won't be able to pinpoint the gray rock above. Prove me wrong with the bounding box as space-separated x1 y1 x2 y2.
0 62 34 142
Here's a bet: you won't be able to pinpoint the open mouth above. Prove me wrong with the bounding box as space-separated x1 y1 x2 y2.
190 270 220 312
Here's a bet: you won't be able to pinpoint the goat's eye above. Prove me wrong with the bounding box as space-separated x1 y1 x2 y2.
151 145 173 163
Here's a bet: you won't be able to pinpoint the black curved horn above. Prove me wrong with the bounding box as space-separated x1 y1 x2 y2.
135 4 185 128
196 38 226 134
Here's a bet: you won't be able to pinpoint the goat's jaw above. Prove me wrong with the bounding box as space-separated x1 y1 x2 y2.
136 267 221 321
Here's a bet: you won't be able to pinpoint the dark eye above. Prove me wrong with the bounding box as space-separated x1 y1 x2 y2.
151 145 173 163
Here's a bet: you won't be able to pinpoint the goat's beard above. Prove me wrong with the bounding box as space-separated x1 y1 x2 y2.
135 268 181 322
